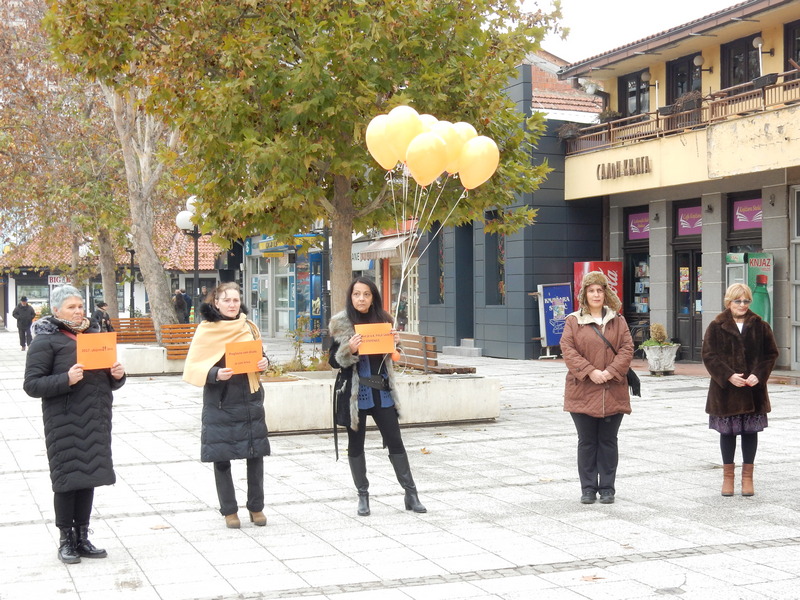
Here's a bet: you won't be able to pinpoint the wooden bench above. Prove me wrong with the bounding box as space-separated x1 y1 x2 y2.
110 318 157 343
161 323 197 360
396 332 476 375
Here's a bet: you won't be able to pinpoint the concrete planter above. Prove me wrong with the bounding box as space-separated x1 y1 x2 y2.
643 344 681 376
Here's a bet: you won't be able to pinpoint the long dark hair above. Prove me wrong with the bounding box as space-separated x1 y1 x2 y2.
345 277 393 325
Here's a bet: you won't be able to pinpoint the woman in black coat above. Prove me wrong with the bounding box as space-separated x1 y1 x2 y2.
329 276 426 517
23 285 126 564
182 282 270 529
702 283 778 497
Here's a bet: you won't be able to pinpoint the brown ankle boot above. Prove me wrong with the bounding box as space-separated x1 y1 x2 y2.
721 463 735 496
741 463 754 496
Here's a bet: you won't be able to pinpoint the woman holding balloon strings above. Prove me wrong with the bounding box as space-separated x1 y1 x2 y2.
328 276 427 517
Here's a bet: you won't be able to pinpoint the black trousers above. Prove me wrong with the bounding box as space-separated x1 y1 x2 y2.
213 458 264 516
18 327 32 347
346 404 405 458
570 412 624 494
54 488 94 529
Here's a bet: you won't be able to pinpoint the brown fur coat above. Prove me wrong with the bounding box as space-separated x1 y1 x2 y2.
701 309 778 417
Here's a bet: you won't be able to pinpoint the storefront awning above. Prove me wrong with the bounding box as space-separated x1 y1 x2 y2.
359 235 409 260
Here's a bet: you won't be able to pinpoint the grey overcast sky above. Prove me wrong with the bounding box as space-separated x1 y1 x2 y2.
536 0 741 63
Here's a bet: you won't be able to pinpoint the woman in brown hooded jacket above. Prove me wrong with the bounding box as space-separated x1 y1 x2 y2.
561 271 633 505
702 283 778 497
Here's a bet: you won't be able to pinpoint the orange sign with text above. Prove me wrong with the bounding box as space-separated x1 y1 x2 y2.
77 332 117 370
225 340 263 374
354 323 394 355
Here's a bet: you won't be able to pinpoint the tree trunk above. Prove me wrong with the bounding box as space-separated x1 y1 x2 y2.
97 227 119 318
101 84 179 341
329 175 355 316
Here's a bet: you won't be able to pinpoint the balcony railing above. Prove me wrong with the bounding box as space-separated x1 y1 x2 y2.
565 69 800 156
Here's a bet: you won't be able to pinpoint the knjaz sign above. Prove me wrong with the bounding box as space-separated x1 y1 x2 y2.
596 156 652 180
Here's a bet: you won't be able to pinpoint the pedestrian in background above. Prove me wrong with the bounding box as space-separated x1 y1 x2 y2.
560 271 633 505
91 301 114 332
329 276 426 517
173 289 188 324
181 288 192 321
702 283 778 497
182 282 270 528
23 285 126 564
12 295 36 351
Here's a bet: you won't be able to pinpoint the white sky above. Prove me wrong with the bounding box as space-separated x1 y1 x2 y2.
536 0 741 63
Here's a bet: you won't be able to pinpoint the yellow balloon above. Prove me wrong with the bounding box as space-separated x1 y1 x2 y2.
405 132 447 187
419 114 438 131
365 114 399 171
385 105 424 162
449 122 478 173
430 121 461 174
458 136 499 190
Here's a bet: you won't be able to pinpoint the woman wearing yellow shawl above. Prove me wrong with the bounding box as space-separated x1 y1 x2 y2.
183 282 270 528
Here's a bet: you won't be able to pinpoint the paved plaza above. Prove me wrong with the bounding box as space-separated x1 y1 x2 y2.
1 328 799 600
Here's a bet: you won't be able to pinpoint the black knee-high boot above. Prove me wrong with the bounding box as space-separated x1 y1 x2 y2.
74 525 107 558
388 453 427 513
58 528 81 564
348 454 370 516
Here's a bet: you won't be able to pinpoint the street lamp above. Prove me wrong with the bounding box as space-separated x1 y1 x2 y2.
176 196 201 320
125 246 136 316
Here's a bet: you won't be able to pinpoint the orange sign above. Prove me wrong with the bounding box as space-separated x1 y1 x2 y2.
354 323 394 355
225 340 263 374
76 332 117 370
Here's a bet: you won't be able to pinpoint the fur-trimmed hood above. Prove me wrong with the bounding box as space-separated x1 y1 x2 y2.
199 301 249 323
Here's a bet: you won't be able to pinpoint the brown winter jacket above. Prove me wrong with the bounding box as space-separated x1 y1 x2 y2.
702 309 778 417
561 309 634 418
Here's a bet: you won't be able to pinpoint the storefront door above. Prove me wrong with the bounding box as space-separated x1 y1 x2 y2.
675 249 703 361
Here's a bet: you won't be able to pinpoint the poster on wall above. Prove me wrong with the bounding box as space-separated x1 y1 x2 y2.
573 261 623 311
537 283 573 349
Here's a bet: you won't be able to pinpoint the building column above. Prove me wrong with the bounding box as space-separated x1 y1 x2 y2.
701 192 725 334
649 200 673 328
762 184 789 367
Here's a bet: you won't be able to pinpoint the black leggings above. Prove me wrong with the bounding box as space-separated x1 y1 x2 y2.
720 433 758 464
346 404 405 458
54 488 95 529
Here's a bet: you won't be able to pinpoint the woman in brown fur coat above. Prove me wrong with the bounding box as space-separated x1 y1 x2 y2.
702 283 778 497
561 271 633 505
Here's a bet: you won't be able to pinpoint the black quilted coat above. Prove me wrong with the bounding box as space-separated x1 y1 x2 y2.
702 309 779 417
23 317 125 493
197 303 270 463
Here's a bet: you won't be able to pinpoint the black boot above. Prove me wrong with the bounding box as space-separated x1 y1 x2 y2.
74 525 107 558
388 453 427 513
58 528 81 564
348 454 370 516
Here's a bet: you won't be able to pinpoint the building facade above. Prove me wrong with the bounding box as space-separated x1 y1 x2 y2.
558 0 799 369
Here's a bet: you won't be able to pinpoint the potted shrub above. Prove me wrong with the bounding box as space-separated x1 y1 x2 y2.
673 90 703 112
639 323 680 376
598 108 621 123
555 122 582 141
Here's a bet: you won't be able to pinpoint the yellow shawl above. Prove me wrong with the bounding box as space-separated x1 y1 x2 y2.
182 313 262 393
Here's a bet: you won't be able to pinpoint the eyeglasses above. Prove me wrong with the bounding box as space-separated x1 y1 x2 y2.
732 299 751 305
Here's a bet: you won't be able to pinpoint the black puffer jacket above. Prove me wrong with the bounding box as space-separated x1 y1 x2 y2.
23 317 125 493
197 303 270 463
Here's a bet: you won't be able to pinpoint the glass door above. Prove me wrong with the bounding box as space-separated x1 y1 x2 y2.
675 249 703 361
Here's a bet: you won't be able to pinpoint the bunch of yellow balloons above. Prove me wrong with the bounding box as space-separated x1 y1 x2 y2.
365 105 500 190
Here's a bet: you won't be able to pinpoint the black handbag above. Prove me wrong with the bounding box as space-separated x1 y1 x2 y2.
590 324 641 397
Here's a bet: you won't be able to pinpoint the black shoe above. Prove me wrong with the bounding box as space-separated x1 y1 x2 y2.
599 491 615 504
58 528 81 564
580 491 596 504
74 525 107 558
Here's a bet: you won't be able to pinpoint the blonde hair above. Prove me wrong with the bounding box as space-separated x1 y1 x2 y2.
578 271 621 313
723 283 752 309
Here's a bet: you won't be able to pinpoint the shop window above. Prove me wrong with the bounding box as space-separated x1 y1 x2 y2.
617 70 650 117
484 211 505 306
721 34 761 88
666 53 702 105
427 222 444 304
